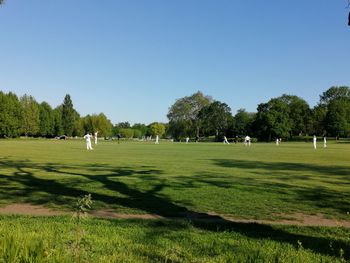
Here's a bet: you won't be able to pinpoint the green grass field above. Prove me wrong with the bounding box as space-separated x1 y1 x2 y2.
0 139 349 262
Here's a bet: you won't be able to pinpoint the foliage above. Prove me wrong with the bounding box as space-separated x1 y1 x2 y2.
81 113 113 137
167 91 212 139
233 108 254 136
61 94 76 136
38 102 55 137
0 91 23 138
119 128 134 138
149 122 166 137
319 86 350 138
132 123 149 136
253 95 310 141
198 101 232 140
20 94 40 136
53 106 64 136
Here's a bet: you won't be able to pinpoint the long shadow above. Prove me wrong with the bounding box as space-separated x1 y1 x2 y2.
212 159 350 177
0 158 349 259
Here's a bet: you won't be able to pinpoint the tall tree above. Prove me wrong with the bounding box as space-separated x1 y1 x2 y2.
38 102 55 137
317 86 350 137
61 94 75 136
53 106 63 136
279 94 311 136
0 92 23 137
233 109 254 136
325 98 350 138
253 98 291 141
167 91 212 139
198 101 232 140
20 94 40 136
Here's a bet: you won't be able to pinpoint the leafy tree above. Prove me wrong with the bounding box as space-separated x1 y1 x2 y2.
81 113 113 137
279 94 311 136
149 122 166 138
61 94 76 136
94 113 113 137
119 128 134 138
167 91 212 139
198 101 232 140
132 123 149 137
20 94 40 136
317 86 350 137
325 98 350 138
0 92 23 137
38 102 55 137
319 86 350 106
233 109 254 136
254 98 291 141
53 106 64 136
116 122 131 129
310 105 327 135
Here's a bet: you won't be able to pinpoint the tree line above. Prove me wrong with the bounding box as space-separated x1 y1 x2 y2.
0 93 113 138
167 86 350 141
0 86 349 141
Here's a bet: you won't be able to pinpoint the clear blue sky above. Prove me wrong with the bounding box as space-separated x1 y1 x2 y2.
0 1 349 124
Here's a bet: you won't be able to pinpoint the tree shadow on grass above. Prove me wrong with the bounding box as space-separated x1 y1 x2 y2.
0 157 349 259
212 159 350 177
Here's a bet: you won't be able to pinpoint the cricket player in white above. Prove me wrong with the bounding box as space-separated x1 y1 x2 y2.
94 131 98 145
186 137 189 144
244 136 251 146
84 133 93 150
155 135 159 144
323 136 327 148
223 136 230 144
313 135 317 150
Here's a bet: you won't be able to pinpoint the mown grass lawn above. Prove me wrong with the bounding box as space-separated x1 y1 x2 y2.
0 139 349 262
0 139 349 219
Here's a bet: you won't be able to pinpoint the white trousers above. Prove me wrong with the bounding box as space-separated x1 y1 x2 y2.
86 141 93 150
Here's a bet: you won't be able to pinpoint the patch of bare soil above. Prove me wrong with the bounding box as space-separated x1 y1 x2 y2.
90 209 163 219
0 203 68 216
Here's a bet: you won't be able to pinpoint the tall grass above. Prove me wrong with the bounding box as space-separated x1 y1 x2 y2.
0 215 349 262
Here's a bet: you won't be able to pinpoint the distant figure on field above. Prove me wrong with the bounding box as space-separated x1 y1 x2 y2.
223 136 230 144
313 135 317 150
323 136 327 148
155 135 159 144
186 137 189 144
276 138 279 145
83 132 93 150
279 138 282 144
244 135 251 146
94 131 99 145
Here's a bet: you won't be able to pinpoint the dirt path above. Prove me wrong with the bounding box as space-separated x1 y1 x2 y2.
0 203 349 228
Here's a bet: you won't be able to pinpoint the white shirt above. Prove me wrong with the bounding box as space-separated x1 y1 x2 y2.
84 134 92 142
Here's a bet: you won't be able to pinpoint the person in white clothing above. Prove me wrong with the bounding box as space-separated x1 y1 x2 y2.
155 135 159 144
244 136 251 146
223 136 230 144
94 131 99 145
185 137 189 144
313 135 317 150
276 138 279 145
323 136 327 148
84 132 93 150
